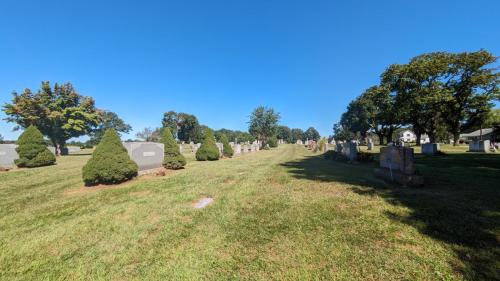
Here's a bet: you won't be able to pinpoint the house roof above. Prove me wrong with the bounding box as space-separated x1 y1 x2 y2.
459 128 493 138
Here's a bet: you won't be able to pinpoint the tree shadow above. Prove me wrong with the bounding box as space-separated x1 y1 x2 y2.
281 152 500 280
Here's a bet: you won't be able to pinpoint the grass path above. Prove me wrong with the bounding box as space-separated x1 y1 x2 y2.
0 145 498 280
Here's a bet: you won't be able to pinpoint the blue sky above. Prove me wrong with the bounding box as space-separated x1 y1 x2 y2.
1 0 499 141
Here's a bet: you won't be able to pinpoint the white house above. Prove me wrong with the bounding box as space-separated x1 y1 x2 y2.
397 130 430 143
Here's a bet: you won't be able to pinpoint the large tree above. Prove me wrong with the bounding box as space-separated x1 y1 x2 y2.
248 106 280 144
135 127 161 142
291 128 304 143
161 111 201 142
3 81 101 155
276 125 292 143
89 111 132 145
347 86 402 144
304 127 320 141
443 50 499 145
382 53 453 143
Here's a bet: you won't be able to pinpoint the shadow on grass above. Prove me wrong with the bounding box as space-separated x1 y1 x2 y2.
281 152 500 280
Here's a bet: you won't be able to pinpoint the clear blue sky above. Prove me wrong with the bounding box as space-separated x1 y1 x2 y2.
1 0 499 141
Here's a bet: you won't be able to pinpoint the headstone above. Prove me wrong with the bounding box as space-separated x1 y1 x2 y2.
216 142 224 155
67 146 81 154
296 140 303 145
179 143 184 154
469 140 490 153
367 139 374 150
48 146 56 155
0 144 18 168
336 142 343 153
122 142 164 171
374 146 423 186
234 144 241 155
341 141 358 161
421 143 440 155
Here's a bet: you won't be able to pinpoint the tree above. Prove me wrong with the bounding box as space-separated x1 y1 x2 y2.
162 111 178 136
219 134 234 157
443 50 499 145
332 123 353 142
195 129 219 161
291 128 304 143
0 134 3 144
82 129 138 185
89 111 132 145
136 127 160 142
3 81 101 155
161 111 202 142
276 126 292 143
160 127 186 169
339 98 371 140
14 125 56 168
304 127 320 141
249 106 280 145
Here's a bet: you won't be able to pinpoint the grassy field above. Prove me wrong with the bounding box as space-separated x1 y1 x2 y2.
0 144 498 280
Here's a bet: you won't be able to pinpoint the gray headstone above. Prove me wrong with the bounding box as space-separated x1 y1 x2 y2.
0 144 18 168
234 144 241 155
367 140 374 150
48 146 56 155
216 142 224 155
379 146 415 175
67 146 81 154
469 140 490 153
122 142 164 171
421 143 440 155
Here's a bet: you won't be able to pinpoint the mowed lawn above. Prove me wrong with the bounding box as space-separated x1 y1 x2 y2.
0 145 499 280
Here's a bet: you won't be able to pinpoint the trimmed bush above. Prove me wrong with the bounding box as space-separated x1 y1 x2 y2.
220 134 234 158
15 125 56 168
196 129 220 161
161 128 186 169
82 129 138 185
267 136 278 148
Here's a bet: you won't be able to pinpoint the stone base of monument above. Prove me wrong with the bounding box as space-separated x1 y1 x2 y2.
374 168 424 187
421 143 440 155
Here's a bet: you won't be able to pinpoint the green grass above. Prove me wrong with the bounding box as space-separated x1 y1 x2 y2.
0 145 498 280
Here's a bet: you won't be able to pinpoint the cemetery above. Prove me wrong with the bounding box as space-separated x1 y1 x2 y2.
1 2 499 280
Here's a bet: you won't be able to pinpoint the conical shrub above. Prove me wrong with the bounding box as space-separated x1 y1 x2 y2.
161 128 186 169
195 129 219 161
267 136 278 148
15 125 56 168
82 129 138 185
220 134 233 158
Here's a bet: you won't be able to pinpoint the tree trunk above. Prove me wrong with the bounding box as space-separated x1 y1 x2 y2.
453 133 460 146
452 121 460 146
377 132 384 145
50 139 60 156
415 134 421 146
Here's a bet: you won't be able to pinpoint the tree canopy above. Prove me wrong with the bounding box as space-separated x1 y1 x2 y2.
276 125 293 143
248 106 280 144
161 111 202 142
338 49 499 145
291 128 304 143
3 81 101 154
89 111 132 145
304 127 320 141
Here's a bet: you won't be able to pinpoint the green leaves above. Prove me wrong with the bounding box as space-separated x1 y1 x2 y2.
15 125 56 168
3 81 101 153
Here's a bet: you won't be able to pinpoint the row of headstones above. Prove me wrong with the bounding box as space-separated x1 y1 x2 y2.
178 142 202 153
231 140 262 155
0 144 81 168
